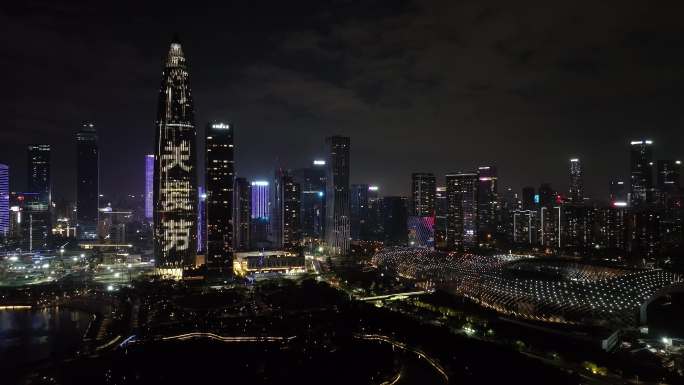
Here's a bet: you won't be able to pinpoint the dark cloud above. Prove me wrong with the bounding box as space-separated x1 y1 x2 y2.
2 0 684 204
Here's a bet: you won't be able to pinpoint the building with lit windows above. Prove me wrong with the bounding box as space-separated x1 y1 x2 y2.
366 186 383 241
272 170 301 250
153 38 198 269
446 172 478 249
434 186 448 249
205 122 234 270
145 154 154 221
350 184 369 240
325 136 350 255
233 177 251 251
76 122 99 240
197 187 206 253
250 181 270 249
629 139 654 207
569 158 583 203
26 145 51 250
0 164 8 238
410 173 436 217
476 166 498 244
292 161 326 240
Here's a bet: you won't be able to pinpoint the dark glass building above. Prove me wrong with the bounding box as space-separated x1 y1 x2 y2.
410 173 436 217
446 172 478 250
434 186 448 249
292 161 326 240
153 38 198 269
629 139 654 207
76 122 99 240
233 177 251 251
609 180 627 205
272 169 301 250
325 136 350 255
350 184 369 240
26 145 51 250
476 166 498 243
657 160 681 197
382 196 408 246
569 158 583 203
522 186 535 211
27 144 51 206
205 122 234 269
366 186 383 241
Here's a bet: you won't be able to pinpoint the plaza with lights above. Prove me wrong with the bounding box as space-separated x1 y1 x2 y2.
372 247 683 327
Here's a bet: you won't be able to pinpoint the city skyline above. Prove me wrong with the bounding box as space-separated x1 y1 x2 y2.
3 1 684 202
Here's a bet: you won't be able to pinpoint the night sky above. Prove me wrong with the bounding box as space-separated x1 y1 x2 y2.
3 0 684 204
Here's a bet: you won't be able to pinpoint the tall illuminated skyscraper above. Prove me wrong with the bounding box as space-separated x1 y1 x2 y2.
569 158 583 203
446 172 478 250
251 181 270 248
411 173 436 217
27 144 51 206
629 139 653 207
145 155 154 221
325 136 350 255
292 160 326 239
350 184 369 240
153 38 197 269
233 177 251 251
27 145 51 250
197 187 206 253
476 166 498 243
205 122 234 269
0 164 8 237
76 122 99 239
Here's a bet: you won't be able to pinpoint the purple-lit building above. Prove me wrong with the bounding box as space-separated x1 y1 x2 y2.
250 181 270 248
0 164 8 237
145 154 154 221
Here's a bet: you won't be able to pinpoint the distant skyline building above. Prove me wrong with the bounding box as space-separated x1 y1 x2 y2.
410 173 436 217
434 186 448 249
197 186 206 253
476 166 498 243
569 158 583 203
145 154 154 221
292 160 326 239
0 164 8 237
382 196 408 246
446 172 478 249
657 160 681 193
76 122 99 239
153 38 198 269
233 177 251 251
205 122 234 269
522 186 535 211
609 180 627 205
250 180 270 248
350 184 369 240
325 136 350 255
27 144 51 206
272 169 301 249
366 185 383 241
629 139 654 207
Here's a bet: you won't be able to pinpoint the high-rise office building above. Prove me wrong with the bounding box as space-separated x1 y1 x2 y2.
538 183 555 208
434 186 448 249
350 184 369 240
657 160 681 195
233 177 251 251
325 136 350 255
476 166 498 243
522 186 535 210
145 155 154 221
569 158 583 203
609 180 627 205
0 164 8 238
250 181 270 248
382 196 408 246
76 122 99 239
26 145 51 250
292 161 326 240
205 122 234 269
366 186 383 241
27 144 51 205
410 173 436 217
272 170 301 249
446 172 478 249
197 187 206 253
629 139 654 207
153 38 198 269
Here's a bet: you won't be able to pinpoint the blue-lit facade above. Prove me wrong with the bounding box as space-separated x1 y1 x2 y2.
145 154 154 221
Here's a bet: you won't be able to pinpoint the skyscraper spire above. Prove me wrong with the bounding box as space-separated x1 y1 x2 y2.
153 38 198 271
